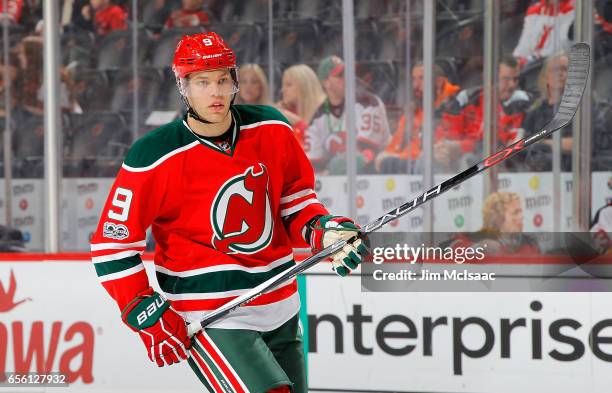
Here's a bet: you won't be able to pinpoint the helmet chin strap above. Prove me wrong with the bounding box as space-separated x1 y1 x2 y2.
182 94 237 125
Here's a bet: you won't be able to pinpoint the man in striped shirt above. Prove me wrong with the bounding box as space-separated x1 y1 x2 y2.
90 32 366 393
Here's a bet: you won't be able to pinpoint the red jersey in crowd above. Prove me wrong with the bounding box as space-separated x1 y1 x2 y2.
0 0 22 23
437 87 532 153
165 9 209 28
94 4 128 36
513 0 575 65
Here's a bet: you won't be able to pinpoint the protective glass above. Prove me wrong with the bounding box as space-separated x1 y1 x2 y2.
178 74 239 97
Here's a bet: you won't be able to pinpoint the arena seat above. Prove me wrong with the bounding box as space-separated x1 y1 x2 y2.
317 22 343 60
212 22 264 64
11 112 44 178
72 68 113 112
357 60 398 105
154 67 184 112
95 29 152 71
109 67 164 114
65 113 132 177
61 27 95 69
355 19 381 61
592 102 612 171
136 0 181 27
151 27 205 68
272 20 320 69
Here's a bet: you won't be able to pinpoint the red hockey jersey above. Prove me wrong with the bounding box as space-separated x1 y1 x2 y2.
90 105 328 330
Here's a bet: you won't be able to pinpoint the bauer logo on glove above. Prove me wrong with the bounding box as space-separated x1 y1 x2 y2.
125 292 168 329
308 215 369 276
121 287 191 367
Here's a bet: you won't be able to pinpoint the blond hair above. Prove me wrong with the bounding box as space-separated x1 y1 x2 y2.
482 192 521 231
536 53 568 103
282 64 326 124
236 63 271 105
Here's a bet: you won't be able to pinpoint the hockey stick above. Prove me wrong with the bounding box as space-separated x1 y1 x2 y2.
187 42 590 337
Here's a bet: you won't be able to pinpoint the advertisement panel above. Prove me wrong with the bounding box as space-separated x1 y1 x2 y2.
305 265 612 393
0 173 608 252
2 260 612 392
0 261 202 392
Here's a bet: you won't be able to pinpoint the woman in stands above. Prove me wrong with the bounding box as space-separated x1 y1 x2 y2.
522 53 572 170
275 64 325 146
235 63 271 105
445 192 540 255
17 36 82 115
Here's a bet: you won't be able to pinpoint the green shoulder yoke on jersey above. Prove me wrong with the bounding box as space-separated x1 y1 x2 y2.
124 119 198 169
233 104 291 128
124 106 291 169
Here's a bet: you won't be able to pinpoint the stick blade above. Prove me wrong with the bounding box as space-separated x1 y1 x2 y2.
549 42 590 127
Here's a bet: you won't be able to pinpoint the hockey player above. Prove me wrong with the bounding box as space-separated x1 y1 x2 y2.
90 32 367 393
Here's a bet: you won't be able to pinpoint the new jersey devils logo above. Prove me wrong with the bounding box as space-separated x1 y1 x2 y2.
211 164 274 254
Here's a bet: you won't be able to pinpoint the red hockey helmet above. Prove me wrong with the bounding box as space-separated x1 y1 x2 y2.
172 32 237 79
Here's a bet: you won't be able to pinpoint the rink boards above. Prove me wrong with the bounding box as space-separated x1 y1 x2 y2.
1 259 612 393
0 172 610 251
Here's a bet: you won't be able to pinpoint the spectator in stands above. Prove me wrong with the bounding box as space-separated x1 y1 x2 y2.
235 63 270 105
482 192 525 233
305 55 390 174
17 36 82 115
479 191 539 253
513 0 575 66
445 192 540 254
80 0 127 36
375 61 459 174
0 0 23 24
0 50 20 118
596 0 612 44
522 52 572 170
275 64 325 147
17 36 44 116
165 0 209 28
434 56 532 172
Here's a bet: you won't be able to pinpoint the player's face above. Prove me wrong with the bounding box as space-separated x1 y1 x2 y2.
186 69 234 121
546 55 569 96
281 74 299 107
238 70 261 104
500 199 523 233
411 65 424 101
498 63 519 102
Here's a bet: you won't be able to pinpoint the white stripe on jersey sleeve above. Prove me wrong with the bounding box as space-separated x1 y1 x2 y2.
92 249 144 264
90 240 147 251
98 264 146 283
280 189 315 204
280 198 320 217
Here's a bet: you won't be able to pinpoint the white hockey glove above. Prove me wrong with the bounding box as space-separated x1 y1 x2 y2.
308 215 368 276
